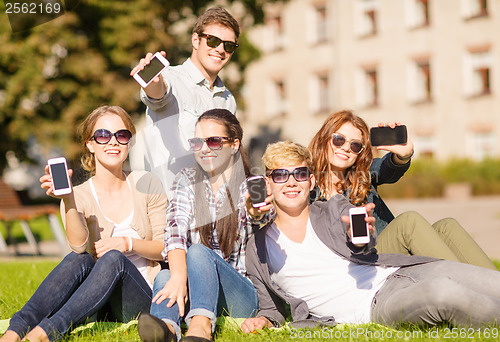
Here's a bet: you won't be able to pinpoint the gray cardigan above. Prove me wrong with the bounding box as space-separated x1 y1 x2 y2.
245 194 436 328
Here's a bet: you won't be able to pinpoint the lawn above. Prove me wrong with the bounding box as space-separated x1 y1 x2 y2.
1 260 500 341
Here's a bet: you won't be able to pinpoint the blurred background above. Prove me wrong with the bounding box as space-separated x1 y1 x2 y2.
1 0 500 203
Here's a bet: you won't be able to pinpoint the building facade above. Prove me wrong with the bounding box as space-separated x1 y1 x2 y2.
241 0 500 161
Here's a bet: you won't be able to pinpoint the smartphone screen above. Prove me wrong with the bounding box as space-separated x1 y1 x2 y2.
370 125 407 146
50 162 70 190
247 176 267 207
136 56 166 84
351 213 368 238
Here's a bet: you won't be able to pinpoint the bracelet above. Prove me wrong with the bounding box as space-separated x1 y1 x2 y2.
122 237 129 252
127 236 133 252
396 151 414 163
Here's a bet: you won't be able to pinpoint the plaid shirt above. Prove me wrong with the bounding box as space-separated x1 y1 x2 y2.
162 168 269 277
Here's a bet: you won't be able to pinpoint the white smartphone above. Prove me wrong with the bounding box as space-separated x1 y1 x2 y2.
349 207 370 245
48 157 72 196
132 52 169 88
246 175 267 208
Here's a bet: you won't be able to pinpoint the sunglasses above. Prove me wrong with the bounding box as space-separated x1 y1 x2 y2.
91 129 132 145
188 136 233 151
332 133 365 154
198 33 239 53
268 166 310 184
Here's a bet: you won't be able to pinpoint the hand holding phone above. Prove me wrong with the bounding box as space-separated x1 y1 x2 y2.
349 207 370 245
48 157 72 196
247 176 268 208
132 52 170 88
370 125 407 146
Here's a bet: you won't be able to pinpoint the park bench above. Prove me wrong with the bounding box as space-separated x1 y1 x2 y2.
0 179 69 256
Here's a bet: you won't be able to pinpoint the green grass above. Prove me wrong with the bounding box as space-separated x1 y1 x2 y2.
1 261 500 341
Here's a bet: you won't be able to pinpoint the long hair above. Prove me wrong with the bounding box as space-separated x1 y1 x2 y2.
309 110 373 205
193 109 249 258
79 105 135 176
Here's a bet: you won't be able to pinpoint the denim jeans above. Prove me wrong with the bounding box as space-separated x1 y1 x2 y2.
7 250 152 341
371 259 500 327
151 244 258 341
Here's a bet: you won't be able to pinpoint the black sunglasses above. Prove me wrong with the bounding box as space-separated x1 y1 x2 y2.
332 133 365 154
198 33 239 53
188 136 233 151
268 166 310 184
91 129 132 145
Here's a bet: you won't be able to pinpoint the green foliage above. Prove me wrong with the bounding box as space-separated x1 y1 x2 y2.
0 0 275 172
0 216 55 243
378 158 500 198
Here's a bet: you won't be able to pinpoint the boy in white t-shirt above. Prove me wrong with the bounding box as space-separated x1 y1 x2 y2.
241 141 500 333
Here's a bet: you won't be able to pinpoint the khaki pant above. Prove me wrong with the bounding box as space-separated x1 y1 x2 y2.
376 211 497 271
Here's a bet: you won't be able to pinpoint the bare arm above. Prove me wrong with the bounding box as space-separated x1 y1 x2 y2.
152 249 188 316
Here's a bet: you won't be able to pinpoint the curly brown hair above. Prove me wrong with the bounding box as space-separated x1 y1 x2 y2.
309 110 373 205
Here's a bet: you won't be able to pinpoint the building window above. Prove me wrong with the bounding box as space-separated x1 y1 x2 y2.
414 134 435 158
406 0 430 28
266 79 287 117
357 66 379 107
472 131 494 160
357 0 378 37
408 58 432 103
462 0 488 19
265 14 285 52
464 49 491 97
314 4 330 43
309 73 331 113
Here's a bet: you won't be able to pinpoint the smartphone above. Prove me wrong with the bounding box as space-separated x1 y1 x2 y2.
370 125 408 146
132 52 170 88
48 157 72 196
349 207 370 245
247 175 267 208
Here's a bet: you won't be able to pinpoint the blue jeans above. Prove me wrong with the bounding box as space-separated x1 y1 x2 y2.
151 244 258 341
372 259 500 327
7 250 152 341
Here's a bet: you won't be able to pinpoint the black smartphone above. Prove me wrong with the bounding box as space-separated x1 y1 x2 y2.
370 125 408 146
246 175 267 208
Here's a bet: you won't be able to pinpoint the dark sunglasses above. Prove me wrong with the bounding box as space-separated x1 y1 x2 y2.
198 33 239 53
268 166 310 184
188 136 233 151
91 129 132 145
332 133 365 154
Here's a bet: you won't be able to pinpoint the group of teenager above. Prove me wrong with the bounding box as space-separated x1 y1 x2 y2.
1 7 499 342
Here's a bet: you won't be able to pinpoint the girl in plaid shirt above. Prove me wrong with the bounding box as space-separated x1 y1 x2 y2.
138 109 268 342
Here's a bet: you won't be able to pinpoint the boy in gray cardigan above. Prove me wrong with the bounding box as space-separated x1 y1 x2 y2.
241 141 500 333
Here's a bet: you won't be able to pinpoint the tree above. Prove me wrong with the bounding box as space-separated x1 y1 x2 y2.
0 0 269 174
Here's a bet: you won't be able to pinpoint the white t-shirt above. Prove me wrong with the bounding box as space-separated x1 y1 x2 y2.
266 219 399 323
89 177 153 289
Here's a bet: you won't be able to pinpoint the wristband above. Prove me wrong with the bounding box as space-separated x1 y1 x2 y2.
127 236 133 252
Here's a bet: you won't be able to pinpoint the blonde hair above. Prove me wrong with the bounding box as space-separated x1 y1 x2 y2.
79 105 136 175
262 141 312 172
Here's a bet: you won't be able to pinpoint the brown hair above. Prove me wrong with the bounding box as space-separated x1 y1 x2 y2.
193 7 240 39
262 141 312 172
309 110 373 205
79 105 135 175
194 108 249 258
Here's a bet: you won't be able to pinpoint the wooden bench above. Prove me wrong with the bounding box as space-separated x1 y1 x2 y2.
0 179 69 256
